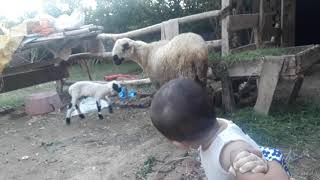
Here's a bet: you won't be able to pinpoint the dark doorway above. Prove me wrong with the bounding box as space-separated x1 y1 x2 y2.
295 0 320 45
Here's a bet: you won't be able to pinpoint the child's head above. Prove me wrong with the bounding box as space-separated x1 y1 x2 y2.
150 78 217 148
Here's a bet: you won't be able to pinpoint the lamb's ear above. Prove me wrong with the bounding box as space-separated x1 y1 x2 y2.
112 83 121 92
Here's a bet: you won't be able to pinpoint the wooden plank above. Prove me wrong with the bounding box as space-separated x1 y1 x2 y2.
2 58 63 76
296 45 320 73
161 19 179 40
207 40 222 49
228 14 259 31
281 0 296 46
0 65 69 93
280 55 298 77
228 59 264 77
288 76 304 104
254 56 285 115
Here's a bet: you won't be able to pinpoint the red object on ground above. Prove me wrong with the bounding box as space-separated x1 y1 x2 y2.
25 91 62 116
104 74 139 81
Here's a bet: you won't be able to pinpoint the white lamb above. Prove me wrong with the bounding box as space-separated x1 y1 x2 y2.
65 80 122 125
112 32 208 89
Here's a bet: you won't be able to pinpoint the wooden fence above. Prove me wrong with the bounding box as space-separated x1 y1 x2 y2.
97 0 288 56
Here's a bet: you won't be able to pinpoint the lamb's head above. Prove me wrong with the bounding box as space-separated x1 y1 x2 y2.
112 38 135 65
111 81 122 94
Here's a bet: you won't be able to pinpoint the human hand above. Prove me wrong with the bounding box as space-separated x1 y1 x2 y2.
229 149 268 175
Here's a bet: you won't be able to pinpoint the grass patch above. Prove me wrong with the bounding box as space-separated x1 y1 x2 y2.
135 156 157 180
209 47 306 66
218 100 320 149
0 83 55 108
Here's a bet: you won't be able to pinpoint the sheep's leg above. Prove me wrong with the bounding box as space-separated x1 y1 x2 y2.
96 99 104 119
72 98 84 119
105 97 113 114
75 103 85 119
65 103 75 125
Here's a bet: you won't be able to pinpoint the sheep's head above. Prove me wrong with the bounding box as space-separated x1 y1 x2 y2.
112 38 135 65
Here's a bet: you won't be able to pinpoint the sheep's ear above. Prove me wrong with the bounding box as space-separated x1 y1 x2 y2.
123 42 130 51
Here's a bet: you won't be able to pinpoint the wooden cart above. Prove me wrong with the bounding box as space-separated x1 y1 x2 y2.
0 25 103 94
224 45 320 114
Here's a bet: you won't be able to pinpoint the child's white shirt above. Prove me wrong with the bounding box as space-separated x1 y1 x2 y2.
199 118 259 180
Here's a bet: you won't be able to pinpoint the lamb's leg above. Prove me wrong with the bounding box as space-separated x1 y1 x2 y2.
65 103 74 125
75 100 85 119
105 97 113 114
96 99 104 120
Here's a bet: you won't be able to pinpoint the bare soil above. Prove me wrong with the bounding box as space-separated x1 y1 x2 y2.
0 65 319 180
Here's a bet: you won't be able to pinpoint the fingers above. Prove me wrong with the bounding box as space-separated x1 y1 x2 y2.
232 150 269 174
233 151 251 163
247 148 263 158
252 165 268 173
234 153 259 170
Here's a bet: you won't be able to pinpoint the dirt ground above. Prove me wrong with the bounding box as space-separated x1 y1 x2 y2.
0 65 319 180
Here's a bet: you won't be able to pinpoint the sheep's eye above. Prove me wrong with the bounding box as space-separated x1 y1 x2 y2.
122 43 130 51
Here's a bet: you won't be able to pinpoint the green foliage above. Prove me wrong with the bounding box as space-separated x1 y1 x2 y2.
209 47 302 66
135 156 157 180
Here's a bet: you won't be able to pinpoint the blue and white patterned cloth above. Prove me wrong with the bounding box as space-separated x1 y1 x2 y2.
259 146 291 176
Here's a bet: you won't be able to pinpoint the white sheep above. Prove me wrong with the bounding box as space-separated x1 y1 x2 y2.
112 32 208 89
65 80 122 125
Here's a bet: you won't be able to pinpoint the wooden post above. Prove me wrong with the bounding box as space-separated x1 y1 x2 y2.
161 19 179 40
281 0 296 46
254 57 285 115
221 73 236 113
254 0 264 48
83 61 93 81
221 0 235 113
221 0 231 56
56 79 64 95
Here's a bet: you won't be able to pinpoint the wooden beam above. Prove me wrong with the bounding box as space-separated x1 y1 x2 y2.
221 16 230 56
254 56 285 115
98 10 221 41
67 52 113 61
228 14 259 31
207 40 222 49
178 10 221 24
0 65 69 93
230 43 257 54
281 0 296 46
288 76 304 104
